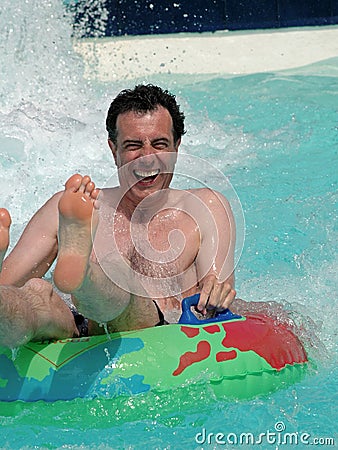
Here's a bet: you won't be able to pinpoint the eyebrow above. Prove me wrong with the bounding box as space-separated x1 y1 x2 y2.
152 137 170 144
122 137 171 145
122 139 143 145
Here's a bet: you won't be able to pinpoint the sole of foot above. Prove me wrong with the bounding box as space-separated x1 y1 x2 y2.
54 174 100 293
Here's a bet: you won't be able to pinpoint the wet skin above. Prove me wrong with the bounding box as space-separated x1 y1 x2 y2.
0 106 236 342
0 209 78 348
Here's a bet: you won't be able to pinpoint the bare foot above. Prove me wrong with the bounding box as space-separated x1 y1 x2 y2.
53 174 100 293
0 208 11 271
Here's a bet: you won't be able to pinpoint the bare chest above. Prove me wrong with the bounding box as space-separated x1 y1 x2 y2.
125 211 198 275
94 209 199 277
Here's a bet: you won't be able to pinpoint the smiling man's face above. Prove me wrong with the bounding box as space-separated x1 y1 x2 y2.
109 106 180 206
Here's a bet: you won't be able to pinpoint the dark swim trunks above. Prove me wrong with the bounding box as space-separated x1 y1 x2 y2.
153 300 169 326
70 300 168 337
70 308 89 337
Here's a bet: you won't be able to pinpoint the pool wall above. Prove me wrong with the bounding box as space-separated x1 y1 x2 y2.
74 25 338 81
70 0 338 38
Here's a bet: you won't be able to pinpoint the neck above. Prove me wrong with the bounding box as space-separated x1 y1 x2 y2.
118 188 171 223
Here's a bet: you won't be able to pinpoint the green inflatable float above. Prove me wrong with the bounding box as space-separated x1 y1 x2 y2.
0 294 308 402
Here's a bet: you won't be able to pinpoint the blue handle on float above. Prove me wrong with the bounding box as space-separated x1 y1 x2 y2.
178 293 242 325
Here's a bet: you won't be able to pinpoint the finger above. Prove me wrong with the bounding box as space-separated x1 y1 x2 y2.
217 288 236 311
205 283 223 310
197 277 215 314
197 290 210 315
206 281 233 310
206 283 234 311
217 283 232 307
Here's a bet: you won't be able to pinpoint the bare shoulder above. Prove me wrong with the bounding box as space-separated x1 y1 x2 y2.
186 187 231 208
184 188 234 230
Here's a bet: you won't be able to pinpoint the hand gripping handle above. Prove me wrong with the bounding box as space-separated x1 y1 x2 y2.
178 293 242 325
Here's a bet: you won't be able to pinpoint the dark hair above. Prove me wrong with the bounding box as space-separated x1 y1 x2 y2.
106 84 186 144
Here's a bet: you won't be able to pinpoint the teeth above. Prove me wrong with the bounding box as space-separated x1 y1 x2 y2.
134 169 160 179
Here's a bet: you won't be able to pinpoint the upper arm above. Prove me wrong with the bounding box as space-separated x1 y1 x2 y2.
0 192 62 286
194 189 236 285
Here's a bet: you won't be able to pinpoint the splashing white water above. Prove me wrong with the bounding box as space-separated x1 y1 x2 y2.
0 0 85 111
0 0 115 241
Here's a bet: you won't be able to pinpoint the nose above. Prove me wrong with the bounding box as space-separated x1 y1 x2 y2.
138 143 156 167
140 140 155 157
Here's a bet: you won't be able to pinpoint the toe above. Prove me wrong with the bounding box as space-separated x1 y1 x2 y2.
65 174 83 191
0 209 11 228
84 181 95 196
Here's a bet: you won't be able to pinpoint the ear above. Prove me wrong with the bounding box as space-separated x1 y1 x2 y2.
108 139 117 165
171 138 180 166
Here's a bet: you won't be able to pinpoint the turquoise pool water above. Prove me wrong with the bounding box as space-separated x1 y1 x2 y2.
0 1 337 448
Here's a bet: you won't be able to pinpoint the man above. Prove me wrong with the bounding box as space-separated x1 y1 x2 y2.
0 84 236 346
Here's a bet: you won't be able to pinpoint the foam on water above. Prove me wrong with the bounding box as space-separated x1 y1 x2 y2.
0 0 114 241
0 0 77 109
0 0 337 448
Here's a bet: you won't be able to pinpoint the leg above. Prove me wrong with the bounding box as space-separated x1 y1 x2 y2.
53 174 100 293
53 175 131 324
53 175 159 329
0 208 11 272
0 279 79 348
0 209 78 348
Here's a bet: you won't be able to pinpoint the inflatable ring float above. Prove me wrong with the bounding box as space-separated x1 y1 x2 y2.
0 294 308 402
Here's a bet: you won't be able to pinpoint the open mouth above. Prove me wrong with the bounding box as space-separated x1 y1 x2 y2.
133 169 160 184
